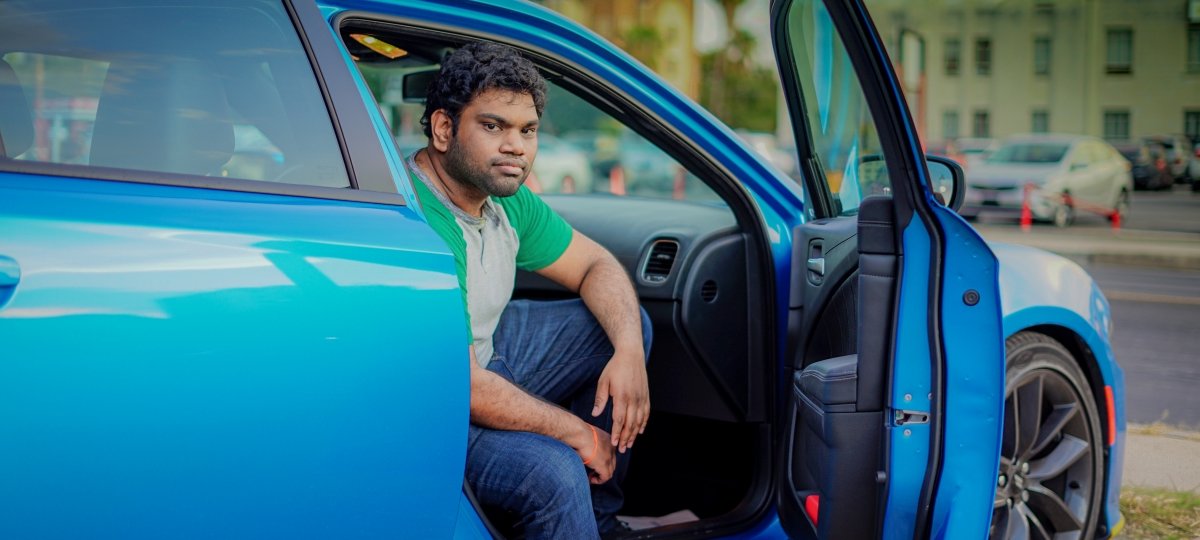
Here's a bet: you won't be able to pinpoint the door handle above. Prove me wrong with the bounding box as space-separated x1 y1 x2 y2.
0 255 19 309
0 255 19 287
807 257 825 276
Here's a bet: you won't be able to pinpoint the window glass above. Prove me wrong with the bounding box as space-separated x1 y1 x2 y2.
975 38 992 76
1189 26 1200 73
1185 110 1200 142
1106 28 1133 74
943 38 961 76
942 110 959 139
0 1 349 188
786 1 888 216
1033 37 1051 76
1103 110 1130 140
972 110 991 138
351 36 719 203
1031 110 1049 134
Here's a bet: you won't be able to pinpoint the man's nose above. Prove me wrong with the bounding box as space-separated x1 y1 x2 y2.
500 131 528 155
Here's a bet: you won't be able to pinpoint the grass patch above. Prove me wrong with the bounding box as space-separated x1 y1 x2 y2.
1120 486 1200 539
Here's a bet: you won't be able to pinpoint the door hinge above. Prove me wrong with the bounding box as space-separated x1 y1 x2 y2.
894 409 929 425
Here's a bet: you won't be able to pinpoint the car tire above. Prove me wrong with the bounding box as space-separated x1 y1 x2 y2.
1052 202 1074 228
991 332 1105 540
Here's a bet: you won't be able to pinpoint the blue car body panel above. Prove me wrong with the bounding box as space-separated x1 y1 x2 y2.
0 173 470 537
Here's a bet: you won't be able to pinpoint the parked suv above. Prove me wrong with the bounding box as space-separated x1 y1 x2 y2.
0 1 1125 539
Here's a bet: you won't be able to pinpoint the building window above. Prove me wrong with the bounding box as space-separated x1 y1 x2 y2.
975 38 992 75
943 110 960 139
1188 25 1200 73
1185 110 1200 142
944 38 961 75
1106 28 1133 74
1103 110 1130 140
973 110 991 137
1032 110 1049 133
1034 36 1051 75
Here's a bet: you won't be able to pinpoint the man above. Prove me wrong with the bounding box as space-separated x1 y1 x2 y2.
406 42 652 539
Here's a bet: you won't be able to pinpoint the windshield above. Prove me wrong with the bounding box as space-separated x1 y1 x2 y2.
985 143 1069 164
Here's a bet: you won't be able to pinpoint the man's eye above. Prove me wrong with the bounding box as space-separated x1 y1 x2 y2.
523 128 537 136
483 123 500 131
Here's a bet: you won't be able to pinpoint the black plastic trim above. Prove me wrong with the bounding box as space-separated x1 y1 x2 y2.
286 0 399 195
0 160 407 205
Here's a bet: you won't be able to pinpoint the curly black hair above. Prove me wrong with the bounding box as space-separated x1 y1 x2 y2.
421 42 547 138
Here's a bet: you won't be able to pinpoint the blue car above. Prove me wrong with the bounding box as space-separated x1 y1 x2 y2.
0 0 1124 538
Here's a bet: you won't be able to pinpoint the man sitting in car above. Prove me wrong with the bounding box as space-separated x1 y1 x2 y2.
405 42 652 539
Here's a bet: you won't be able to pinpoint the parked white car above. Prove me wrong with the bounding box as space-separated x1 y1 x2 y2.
530 133 593 194
962 134 1133 227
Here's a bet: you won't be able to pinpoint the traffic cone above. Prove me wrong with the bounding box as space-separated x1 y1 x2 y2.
1111 207 1121 231
1019 183 1033 232
608 164 626 196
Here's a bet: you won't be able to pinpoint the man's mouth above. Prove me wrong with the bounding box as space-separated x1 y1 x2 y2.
494 159 527 176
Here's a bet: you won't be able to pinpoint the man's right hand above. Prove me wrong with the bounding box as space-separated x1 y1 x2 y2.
569 422 615 484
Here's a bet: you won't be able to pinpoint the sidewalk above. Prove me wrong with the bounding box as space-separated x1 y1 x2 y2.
1124 425 1200 494
975 224 1200 271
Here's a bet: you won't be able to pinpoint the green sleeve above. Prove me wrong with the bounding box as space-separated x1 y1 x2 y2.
499 185 574 271
411 174 473 343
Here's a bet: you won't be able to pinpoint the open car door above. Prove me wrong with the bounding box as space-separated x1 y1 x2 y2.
771 0 1007 538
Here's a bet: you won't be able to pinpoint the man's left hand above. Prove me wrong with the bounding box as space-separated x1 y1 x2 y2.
592 348 649 453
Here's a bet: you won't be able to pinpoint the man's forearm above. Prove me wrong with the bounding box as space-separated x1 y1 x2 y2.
577 254 643 355
470 361 589 443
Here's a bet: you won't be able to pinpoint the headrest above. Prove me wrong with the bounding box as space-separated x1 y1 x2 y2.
90 60 234 176
0 59 34 158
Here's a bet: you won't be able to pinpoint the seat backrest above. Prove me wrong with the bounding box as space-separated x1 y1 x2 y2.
0 58 33 159
90 59 234 176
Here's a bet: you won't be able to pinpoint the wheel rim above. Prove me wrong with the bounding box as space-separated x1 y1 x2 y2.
991 369 1097 540
1053 205 1072 228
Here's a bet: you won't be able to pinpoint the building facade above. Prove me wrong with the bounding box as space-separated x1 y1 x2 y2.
867 0 1200 144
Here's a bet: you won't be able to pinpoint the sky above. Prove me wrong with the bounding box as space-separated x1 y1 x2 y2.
693 0 775 67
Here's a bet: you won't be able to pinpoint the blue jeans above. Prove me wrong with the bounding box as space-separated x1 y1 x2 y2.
466 299 652 539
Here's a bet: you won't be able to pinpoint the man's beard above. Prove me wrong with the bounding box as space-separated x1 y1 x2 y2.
443 137 528 198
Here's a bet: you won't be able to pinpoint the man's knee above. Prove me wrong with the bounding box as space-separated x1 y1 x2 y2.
517 438 592 510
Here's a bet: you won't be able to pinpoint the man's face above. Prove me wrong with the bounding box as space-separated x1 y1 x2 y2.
443 88 539 198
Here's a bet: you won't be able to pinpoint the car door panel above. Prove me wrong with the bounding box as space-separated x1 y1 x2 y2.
0 174 468 538
774 1 1006 538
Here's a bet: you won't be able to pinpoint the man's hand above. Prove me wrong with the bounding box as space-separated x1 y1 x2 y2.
568 422 616 484
592 348 649 453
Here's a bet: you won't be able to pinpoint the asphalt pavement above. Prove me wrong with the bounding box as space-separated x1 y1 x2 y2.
972 186 1200 495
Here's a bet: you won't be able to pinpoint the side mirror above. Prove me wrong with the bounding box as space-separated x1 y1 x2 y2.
925 155 965 211
856 154 965 211
401 65 440 103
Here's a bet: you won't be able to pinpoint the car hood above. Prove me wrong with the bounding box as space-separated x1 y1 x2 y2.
968 163 1059 187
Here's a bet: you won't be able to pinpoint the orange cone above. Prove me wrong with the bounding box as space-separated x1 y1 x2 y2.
608 164 626 196
1111 207 1121 231
1020 183 1033 232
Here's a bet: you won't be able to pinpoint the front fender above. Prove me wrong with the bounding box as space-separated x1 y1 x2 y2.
991 241 1125 537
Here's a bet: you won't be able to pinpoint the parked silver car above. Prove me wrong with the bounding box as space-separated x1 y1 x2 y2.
962 134 1133 227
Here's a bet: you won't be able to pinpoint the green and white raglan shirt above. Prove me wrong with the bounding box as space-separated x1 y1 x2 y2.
407 154 574 366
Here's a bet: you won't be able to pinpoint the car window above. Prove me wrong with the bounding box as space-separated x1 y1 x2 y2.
0 1 349 188
785 0 887 216
987 143 1070 164
350 35 719 203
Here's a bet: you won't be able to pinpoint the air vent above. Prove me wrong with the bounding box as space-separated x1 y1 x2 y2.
700 280 718 303
642 239 679 284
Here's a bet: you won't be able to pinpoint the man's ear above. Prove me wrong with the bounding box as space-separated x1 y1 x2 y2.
430 109 454 153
